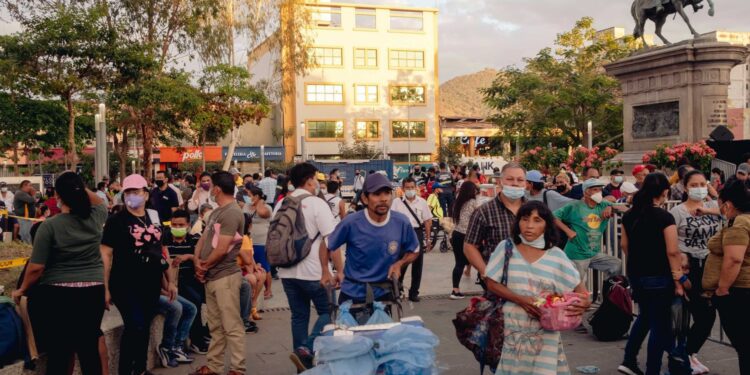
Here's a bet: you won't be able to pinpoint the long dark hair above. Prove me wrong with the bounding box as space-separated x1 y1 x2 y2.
511 201 558 250
55 171 92 219
452 181 478 222
246 185 266 202
631 172 670 215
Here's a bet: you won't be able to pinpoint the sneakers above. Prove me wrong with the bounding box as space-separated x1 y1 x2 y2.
408 295 421 302
244 320 259 333
449 291 465 300
157 345 178 368
172 346 194 364
690 355 710 374
189 340 209 355
289 346 314 371
617 362 644 375
189 366 218 375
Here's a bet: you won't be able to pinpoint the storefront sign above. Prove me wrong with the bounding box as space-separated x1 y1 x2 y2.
159 147 223 163
223 146 285 162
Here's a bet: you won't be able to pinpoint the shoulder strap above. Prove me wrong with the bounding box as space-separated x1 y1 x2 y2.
402 198 423 229
501 240 513 286
543 189 550 206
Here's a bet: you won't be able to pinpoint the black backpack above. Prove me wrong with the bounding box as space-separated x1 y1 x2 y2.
0 296 26 368
588 275 634 341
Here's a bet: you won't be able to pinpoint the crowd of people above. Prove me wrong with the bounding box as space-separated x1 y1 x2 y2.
2 151 749 375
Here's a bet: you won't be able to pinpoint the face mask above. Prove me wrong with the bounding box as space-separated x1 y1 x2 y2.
243 195 251 204
0 187 6 193
56 200 63 209
688 187 708 201
200 182 211 191
155 180 165 188
288 184 295 192
556 185 567 193
405 190 417 199
124 194 146 209
171 227 187 238
502 185 526 201
520 234 546 249
174 182 181 188
614 176 624 184
314 181 321 195
590 192 604 204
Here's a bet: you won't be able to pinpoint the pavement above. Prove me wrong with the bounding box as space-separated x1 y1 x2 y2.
152 249 741 375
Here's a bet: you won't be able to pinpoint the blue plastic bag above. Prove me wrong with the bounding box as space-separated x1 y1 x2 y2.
336 300 358 328
374 325 440 375
304 335 377 375
365 302 393 325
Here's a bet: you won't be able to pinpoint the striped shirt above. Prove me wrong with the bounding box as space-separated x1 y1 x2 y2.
486 240 580 375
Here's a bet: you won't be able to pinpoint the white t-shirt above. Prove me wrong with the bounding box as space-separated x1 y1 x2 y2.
391 196 432 228
323 193 343 224
0 191 13 211
272 189 337 281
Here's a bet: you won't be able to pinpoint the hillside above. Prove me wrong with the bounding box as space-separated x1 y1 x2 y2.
439 68 499 118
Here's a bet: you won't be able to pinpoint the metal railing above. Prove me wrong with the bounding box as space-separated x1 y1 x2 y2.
587 200 731 346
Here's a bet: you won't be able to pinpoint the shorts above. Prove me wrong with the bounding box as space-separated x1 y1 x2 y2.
253 245 270 272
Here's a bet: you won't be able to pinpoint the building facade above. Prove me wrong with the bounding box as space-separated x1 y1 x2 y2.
709 31 750 140
248 1 440 162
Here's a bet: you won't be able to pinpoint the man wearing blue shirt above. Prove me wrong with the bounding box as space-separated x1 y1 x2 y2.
320 173 420 302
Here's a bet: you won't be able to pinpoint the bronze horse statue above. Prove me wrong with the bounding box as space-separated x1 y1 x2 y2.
632 0 715 47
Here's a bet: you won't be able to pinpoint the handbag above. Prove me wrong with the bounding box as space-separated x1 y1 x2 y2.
452 239 513 374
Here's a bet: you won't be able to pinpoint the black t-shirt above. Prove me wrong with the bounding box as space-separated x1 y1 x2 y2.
436 171 454 192
149 187 179 222
622 206 676 279
101 210 167 295
163 231 199 279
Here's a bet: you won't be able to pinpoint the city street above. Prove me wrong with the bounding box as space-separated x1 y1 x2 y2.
153 250 740 375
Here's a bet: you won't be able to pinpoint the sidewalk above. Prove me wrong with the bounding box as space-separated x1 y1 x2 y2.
152 251 739 375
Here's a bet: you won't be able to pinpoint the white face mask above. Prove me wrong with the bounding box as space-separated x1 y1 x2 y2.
314 181 321 195
288 184 295 192
405 189 417 199
613 176 624 184
688 187 708 201
0 187 6 193
502 185 526 201
520 234 546 249
590 192 604 204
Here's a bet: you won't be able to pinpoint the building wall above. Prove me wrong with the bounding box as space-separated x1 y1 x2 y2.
710 31 750 139
293 3 439 160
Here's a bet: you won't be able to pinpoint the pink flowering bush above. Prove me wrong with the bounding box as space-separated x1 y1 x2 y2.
565 146 622 174
519 147 569 171
642 141 716 172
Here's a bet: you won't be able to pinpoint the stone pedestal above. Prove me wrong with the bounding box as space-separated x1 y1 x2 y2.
604 36 749 170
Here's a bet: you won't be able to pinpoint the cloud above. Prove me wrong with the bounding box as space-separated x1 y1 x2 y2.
480 15 520 33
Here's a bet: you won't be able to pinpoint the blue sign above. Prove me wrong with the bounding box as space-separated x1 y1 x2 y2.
222 146 284 162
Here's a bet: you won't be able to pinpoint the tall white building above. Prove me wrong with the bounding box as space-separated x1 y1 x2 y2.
248 1 439 162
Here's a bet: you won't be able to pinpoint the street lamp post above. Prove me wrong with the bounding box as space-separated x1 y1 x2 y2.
299 121 307 161
587 120 593 149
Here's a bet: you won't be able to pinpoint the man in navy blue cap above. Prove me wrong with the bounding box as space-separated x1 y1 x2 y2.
320 172 420 305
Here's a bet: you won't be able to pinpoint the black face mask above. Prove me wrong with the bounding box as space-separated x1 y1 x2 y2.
155 180 165 188
556 185 567 193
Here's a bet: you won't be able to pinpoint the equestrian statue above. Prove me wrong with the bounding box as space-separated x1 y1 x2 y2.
632 0 715 47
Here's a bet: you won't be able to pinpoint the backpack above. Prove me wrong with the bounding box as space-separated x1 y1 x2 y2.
588 275 634 341
0 297 26 367
265 194 320 268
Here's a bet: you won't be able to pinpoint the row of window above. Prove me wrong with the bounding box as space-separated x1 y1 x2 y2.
311 47 425 70
305 84 426 105
310 6 424 32
305 120 427 140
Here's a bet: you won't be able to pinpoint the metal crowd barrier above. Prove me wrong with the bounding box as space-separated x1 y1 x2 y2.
586 200 731 346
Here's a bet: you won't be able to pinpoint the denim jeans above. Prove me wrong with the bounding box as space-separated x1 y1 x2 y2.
177 275 209 344
281 278 331 350
438 191 455 217
571 252 622 284
623 276 674 375
157 295 197 349
240 277 252 325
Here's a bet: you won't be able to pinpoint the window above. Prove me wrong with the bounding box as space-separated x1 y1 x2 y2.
389 10 423 31
391 121 426 139
355 85 378 104
355 8 376 29
311 6 342 28
305 84 344 104
311 47 342 67
390 85 426 105
307 120 344 139
389 49 424 69
354 120 379 139
354 48 378 68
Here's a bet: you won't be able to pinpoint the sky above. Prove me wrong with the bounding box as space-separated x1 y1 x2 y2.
2 0 749 82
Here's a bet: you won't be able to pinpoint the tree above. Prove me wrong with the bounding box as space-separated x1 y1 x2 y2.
338 140 383 160
483 17 637 151
438 138 464 166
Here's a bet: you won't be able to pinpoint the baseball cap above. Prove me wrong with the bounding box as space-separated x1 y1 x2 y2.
0 182 6 187
363 173 393 194
526 170 544 183
316 172 326 181
621 181 638 194
632 165 648 176
229 167 240 175
432 182 444 189
122 174 148 191
738 163 750 176
582 178 606 191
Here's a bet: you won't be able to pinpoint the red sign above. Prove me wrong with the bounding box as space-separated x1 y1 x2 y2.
159 147 223 163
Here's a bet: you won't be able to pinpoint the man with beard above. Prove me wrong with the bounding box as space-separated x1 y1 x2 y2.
320 173 420 306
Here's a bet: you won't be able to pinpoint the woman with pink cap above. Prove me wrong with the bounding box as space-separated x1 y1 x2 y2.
101 174 176 375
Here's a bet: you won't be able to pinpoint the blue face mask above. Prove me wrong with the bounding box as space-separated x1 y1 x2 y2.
502 185 526 201
243 195 251 204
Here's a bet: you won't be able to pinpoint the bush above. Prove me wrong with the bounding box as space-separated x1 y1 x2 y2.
642 141 716 172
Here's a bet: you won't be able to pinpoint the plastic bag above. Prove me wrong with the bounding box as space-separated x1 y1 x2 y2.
365 302 393 325
374 325 440 375
336 300 358 328
304 335 377 375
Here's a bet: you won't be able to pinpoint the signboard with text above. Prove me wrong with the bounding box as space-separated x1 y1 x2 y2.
159 147 223 163
222 146 284 162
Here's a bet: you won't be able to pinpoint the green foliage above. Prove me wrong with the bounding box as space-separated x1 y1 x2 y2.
438 138 464 166
518 146 569 172
338 140 383 160
484 17 637 151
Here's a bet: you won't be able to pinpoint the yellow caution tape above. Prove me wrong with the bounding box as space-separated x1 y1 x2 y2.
0 257 28 269
0 210 43 222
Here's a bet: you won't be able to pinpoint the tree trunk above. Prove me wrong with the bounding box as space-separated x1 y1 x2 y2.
142 123 154 180
201 127 207 171
222 126 239 171
113 123 129 181
12 146 19 175
65 93 78 167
